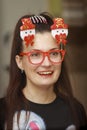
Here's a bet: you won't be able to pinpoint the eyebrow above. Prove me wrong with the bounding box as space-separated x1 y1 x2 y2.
31 48 60 51
50 48 60 50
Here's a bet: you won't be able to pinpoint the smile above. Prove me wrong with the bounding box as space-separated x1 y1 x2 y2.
38 71 53 75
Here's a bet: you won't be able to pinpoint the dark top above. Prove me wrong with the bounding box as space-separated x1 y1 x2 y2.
0 95 87 130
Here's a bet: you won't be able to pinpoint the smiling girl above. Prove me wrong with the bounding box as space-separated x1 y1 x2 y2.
0 12 87 130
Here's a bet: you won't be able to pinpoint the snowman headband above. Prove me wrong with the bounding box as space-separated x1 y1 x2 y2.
20 16 68 47
51 18 68 45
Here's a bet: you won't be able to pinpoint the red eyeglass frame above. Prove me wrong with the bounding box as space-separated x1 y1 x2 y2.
20 49 66 65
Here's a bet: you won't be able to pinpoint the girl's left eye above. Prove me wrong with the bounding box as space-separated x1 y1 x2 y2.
50 51 59 56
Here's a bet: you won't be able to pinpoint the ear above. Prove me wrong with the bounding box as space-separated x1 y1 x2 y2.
15 55 24 70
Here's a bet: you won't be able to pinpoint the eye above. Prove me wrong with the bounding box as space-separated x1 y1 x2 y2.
30 30 32 33
25 31 28 34
57 30 59 33
30 52 42 58
62 30 64 32
50 51 59 57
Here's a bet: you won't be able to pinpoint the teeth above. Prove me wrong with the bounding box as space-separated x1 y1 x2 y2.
38 71 52 75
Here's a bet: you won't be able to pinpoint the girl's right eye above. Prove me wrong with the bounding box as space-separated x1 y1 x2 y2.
30 52 41 58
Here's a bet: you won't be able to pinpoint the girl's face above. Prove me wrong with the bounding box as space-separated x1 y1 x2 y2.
16 32 62 89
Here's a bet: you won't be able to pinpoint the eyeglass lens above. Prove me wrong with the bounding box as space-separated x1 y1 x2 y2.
28 50 64 64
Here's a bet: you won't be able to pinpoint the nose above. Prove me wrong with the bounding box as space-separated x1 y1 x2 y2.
41 56 51 66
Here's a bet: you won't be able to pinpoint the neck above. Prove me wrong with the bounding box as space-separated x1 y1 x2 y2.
23 84 56 104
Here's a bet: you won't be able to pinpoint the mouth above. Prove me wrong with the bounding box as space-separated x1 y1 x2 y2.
37 71 53 76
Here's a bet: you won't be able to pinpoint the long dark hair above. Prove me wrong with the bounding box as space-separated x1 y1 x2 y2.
6 12 79 129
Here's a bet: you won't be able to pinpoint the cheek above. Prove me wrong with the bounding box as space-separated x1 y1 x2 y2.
55 64 62 75
22 57 32 72
22 57 38 74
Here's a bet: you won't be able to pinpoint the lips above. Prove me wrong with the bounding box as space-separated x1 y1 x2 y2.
37 71 53 76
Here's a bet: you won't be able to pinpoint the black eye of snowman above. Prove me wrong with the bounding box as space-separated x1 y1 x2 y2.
30 30 32 33
62 30 64 32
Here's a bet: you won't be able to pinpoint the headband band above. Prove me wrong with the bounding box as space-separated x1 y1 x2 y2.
30 16 47 24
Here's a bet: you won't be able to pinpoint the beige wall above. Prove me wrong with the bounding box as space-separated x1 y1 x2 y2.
61 0 87 113
67 26 87 114
0 0 49 97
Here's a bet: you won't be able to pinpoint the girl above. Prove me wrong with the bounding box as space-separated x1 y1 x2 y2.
0 12 87 130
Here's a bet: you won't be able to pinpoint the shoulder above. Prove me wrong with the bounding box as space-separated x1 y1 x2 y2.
58 95 87 119
0 97 7 129
72 98 87 128
0 97 7 119
73 98 86 114
0 97 6 109
0 97 7 116
73 98 87 120
58 95 87 128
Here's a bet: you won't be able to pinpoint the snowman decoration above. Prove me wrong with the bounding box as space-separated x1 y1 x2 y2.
51 18 68 46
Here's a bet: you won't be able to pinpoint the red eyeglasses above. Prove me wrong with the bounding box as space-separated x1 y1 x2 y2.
20 49 65 65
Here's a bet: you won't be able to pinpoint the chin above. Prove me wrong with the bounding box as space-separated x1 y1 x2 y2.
37 81 56 88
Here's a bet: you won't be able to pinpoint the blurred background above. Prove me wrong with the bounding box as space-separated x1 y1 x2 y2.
0 0 87 113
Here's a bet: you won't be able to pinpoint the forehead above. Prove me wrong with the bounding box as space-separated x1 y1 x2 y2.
23 32 59 51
